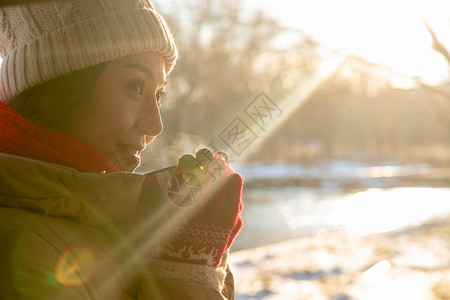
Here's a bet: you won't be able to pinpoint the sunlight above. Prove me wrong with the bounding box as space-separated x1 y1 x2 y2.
362 260 391 281
247 0 450 85
365 164 429 178
352 258 433 300
234 55 345 163
326 188 450 235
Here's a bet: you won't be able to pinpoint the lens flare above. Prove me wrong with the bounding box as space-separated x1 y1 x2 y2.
54 246 96 287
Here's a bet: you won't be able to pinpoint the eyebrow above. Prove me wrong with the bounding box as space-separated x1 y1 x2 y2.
122 63 154 78
122 63 168 87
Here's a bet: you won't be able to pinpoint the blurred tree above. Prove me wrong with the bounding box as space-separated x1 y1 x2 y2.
255 55 450 164
140 0 320 170
140 1 450 171
420 20 450 127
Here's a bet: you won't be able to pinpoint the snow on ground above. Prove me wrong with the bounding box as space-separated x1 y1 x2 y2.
229 215 450 300
228 160 450 299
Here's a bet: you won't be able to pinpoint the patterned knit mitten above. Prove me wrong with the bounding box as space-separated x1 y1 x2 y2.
159 148 244 267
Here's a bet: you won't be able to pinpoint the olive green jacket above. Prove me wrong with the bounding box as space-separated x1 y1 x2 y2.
0 153 234 300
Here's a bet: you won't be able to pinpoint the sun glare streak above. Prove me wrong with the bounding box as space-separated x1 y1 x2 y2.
70 161 239 297
237 55 345 163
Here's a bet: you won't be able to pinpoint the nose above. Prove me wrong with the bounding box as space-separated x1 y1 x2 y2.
134 96 163 137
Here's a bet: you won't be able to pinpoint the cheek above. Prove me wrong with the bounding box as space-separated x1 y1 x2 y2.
74 96 135 148
94 106 135 141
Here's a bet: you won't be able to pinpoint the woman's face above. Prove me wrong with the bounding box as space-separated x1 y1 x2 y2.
64 52 166 172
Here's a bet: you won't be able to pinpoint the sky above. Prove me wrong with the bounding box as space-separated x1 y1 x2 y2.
245 0 450 86
1 1 448 88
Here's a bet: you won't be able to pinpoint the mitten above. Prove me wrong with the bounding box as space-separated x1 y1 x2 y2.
159 148 244 267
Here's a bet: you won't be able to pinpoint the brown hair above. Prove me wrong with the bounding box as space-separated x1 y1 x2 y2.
8 62 107 130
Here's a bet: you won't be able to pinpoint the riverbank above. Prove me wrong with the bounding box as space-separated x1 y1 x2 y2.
235 161 450 190
229 214 450 300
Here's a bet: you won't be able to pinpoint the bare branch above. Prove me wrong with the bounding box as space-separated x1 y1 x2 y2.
422 19 450 65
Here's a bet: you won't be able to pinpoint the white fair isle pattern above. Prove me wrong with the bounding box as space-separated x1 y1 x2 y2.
145 218 231 267
148 258 228 292
161 222 231 266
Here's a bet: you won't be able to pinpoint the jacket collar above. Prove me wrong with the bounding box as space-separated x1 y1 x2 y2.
0 153 145 233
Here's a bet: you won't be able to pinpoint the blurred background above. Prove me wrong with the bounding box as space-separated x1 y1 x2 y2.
142 0 450 299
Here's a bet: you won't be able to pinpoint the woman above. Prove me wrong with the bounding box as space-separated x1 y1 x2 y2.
0 1 243 299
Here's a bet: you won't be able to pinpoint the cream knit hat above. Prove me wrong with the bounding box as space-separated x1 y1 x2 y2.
0 0 177 100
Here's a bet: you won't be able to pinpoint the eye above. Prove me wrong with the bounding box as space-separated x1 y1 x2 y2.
156 91 166 106
126 80 145 95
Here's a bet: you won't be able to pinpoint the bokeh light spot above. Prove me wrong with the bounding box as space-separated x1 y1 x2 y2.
54 246 96 287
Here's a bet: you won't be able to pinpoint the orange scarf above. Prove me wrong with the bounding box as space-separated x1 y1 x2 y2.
0 100 118 173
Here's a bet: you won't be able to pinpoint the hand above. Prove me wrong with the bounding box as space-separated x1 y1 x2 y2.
159 148 244 267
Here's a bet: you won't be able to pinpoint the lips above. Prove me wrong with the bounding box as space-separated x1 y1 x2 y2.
118 142 145 154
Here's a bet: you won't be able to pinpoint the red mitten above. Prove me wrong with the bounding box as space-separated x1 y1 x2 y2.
160 148 244 267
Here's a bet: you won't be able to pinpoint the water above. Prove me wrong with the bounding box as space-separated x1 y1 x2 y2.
232 186 450 251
